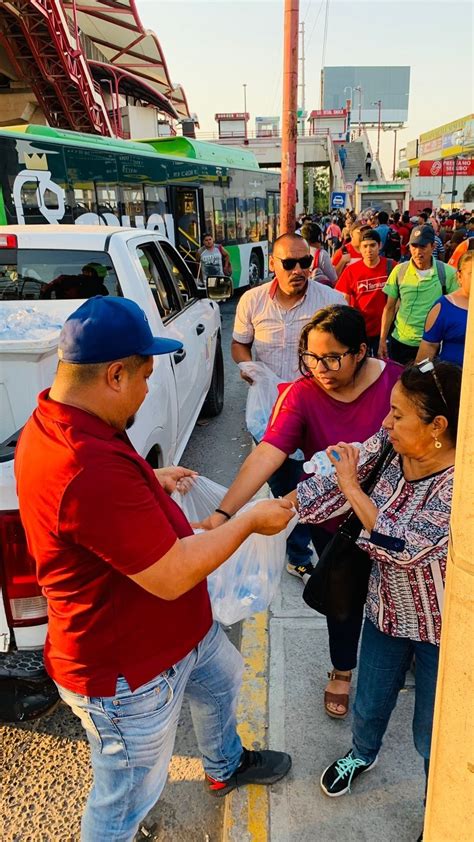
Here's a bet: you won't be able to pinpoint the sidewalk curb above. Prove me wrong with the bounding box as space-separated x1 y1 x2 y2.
222 611 270 842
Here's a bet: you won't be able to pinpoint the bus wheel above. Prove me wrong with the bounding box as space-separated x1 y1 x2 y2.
201 340 224 417
248 252 262 287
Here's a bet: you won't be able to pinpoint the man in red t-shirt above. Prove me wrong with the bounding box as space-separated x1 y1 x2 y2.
15 296 292 839
336 228 397 355
390 211 410 256
331 220 370 278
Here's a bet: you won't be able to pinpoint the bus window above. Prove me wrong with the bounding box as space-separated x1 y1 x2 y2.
236 198 246 242
247 199 258 243
95 184 120 224
256 198 267 241
122 185 145 225
144 185 168 217
204 196 214 238
73 184 96 219
267 193 276 245
226 198 237 243
213 197 226 242
174 188 201 254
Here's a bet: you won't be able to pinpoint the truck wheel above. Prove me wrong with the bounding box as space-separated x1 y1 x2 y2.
248 251 262 287
201 341 224 417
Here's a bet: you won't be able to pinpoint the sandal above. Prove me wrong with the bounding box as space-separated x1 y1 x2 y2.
324 670 352 719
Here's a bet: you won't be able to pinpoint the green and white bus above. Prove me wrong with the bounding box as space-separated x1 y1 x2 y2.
0 125 281 288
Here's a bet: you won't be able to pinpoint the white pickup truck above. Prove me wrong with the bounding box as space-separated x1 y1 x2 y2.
0 225 231 722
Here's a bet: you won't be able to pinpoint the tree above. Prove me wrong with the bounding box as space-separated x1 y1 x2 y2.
394 169 409 181
463 182 474 203
304 167 330 212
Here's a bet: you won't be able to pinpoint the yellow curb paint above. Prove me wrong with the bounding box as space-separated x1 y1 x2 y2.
223 611 269 841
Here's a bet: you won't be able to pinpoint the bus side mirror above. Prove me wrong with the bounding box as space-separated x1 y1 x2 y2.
206 275 233 302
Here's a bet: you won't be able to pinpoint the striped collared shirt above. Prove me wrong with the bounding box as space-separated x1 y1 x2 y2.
233 278 344 382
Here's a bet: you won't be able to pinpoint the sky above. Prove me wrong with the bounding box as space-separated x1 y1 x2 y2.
136 0 473 176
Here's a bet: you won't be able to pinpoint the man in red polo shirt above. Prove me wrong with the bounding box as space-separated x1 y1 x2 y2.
15 296 292 841
336 229 396 356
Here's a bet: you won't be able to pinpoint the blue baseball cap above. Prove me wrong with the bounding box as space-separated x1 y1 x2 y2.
58 296 183 364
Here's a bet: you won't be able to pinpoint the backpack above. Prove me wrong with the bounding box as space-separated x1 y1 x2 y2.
396 259 447 295
384 228 402 261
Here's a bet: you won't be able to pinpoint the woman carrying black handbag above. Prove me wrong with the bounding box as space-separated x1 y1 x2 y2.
290 360 461 827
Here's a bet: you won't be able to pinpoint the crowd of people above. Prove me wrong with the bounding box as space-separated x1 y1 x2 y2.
295 204 473 367
13 204 470 840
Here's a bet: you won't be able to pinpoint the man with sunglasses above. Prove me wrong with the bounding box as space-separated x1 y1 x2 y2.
232 233 343 582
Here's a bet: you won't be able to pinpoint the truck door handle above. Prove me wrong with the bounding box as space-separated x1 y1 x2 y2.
196 323 205 335
173 349 187 364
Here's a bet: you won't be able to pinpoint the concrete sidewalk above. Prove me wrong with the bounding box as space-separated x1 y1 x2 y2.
223 570 428 842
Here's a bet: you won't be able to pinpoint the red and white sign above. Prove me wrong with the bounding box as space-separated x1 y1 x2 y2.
418 159 474 177
345 182 354 194
310 109 346 118
215 112 249 121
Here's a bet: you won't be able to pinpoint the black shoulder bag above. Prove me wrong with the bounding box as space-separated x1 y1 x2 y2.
302 441 394 622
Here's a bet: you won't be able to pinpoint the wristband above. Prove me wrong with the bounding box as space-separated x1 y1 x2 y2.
215 508 232 520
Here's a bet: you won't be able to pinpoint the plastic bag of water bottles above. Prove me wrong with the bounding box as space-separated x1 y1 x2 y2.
172 476 298 625
238 361 304 460
238 361 279 442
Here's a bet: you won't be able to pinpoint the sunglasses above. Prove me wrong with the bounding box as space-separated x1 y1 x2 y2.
275 255 313 271
417 358 448 409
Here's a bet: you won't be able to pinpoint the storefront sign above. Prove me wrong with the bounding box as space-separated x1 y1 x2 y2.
310 109 346 118
418 159 474 177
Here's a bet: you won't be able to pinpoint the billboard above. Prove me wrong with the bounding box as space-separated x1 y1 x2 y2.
418 114 474 159
322 67 410 124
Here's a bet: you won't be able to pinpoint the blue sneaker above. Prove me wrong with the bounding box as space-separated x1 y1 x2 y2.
320 749 378 797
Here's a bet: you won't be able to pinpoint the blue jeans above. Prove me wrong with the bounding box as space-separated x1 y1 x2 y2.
56 622 243 842
352 619 439 773
267 456 313 566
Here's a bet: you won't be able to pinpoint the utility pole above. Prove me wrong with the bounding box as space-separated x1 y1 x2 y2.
299 21 305 137
451 156 458 207
423 298 474 841
281 0 299 234
392 128 398 180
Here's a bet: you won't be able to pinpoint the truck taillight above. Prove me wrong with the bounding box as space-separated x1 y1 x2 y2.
0 233 17 248
0 511 47 626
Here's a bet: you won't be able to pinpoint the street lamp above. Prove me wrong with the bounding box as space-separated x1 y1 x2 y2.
373 99 382 160
243 83 248 140
343 86 352 141
354 86 363 136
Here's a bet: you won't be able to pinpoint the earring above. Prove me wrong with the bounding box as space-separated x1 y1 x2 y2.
434 436 442 449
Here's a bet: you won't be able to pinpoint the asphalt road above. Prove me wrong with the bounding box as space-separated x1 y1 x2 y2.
1 297 252 842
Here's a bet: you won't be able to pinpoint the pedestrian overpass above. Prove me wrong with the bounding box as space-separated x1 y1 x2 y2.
209 130 385 214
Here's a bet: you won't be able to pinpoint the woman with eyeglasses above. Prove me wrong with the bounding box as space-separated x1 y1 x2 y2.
203 305 402 718
293 360 461 829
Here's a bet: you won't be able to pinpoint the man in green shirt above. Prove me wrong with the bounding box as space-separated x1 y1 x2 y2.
378 225 458 365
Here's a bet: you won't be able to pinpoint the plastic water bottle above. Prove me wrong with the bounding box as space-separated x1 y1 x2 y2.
303 444 362 476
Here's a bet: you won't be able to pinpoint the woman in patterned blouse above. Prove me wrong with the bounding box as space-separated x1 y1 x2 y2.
293 360 462 804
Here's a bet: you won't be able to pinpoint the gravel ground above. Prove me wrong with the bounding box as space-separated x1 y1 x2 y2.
1 297 250 842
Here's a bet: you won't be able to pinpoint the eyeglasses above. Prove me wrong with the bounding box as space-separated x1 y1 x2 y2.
417 358 448 409
300 349 352 371
275 255 313 271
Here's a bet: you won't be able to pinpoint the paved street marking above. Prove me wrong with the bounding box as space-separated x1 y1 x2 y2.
223 611 269 842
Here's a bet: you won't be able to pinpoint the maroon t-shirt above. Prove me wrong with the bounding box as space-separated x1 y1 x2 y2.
336 257 397 338
262 361 402 531
15 391 212 696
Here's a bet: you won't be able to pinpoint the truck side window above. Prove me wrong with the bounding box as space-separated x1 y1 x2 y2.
158 242 198 303
135 244 181 321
